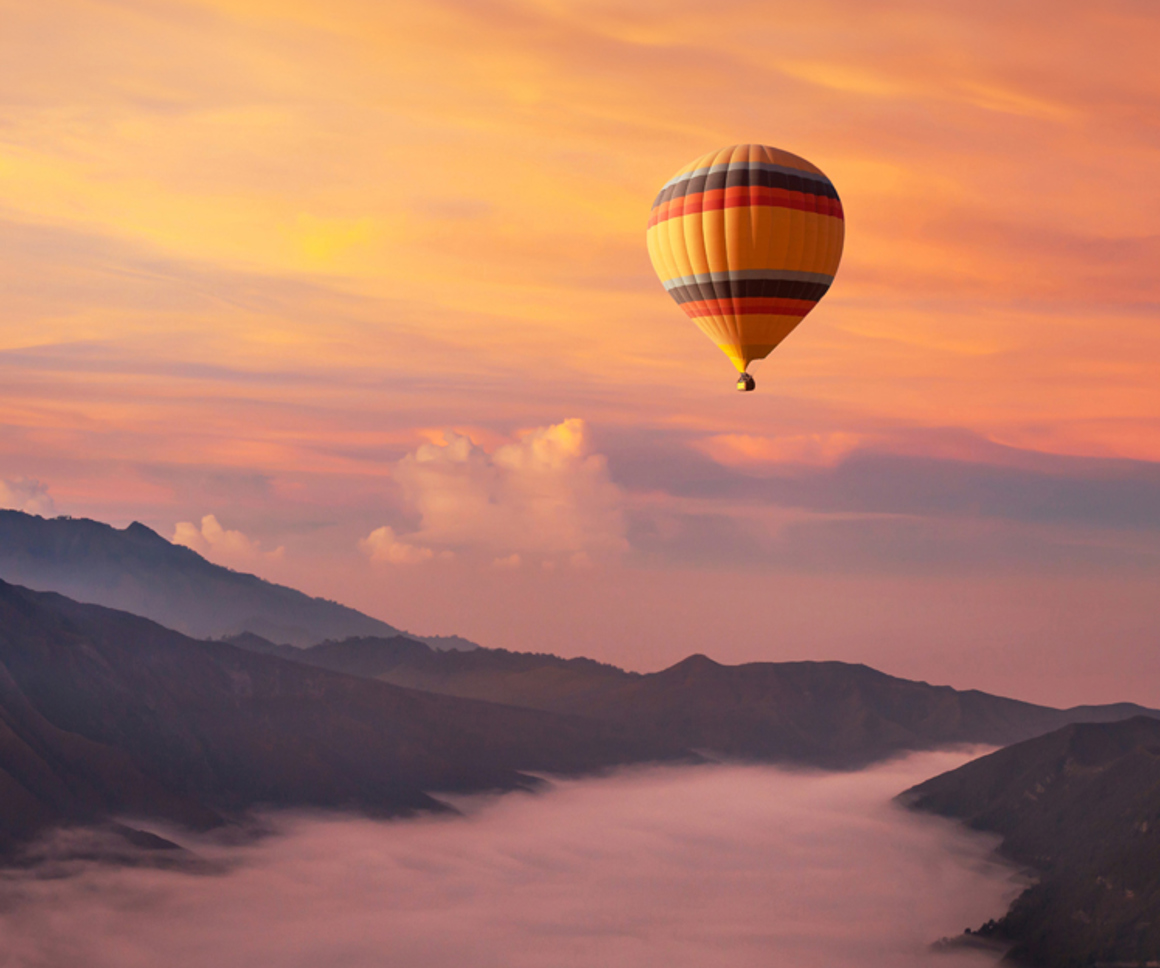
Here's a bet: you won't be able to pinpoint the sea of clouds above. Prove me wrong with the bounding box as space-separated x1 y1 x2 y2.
0 752 1022 968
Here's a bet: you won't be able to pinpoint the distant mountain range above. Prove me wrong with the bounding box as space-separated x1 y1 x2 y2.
904 717 1160 967
0 510 475 648
227 631 1160 770
0 579 677 855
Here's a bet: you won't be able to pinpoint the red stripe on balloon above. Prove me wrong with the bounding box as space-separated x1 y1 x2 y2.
680 297 818 318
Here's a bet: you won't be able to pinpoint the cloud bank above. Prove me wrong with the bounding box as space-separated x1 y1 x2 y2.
604 427 1160 574
0 753 1020 968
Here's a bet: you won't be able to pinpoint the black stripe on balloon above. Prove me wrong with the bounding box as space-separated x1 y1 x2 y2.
652 166 840 209
667 278 832 305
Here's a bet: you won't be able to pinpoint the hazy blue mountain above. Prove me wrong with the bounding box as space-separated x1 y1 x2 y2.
904 717 1160 966
228 632 1160 769
0 510 474 649
0 579 683 855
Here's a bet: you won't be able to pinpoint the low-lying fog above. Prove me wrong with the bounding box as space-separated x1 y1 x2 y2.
0 752 1022 968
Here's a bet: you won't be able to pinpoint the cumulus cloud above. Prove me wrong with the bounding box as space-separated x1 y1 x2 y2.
358 525 434 564
172 514 284 561
0 753 1021 968
0 477 55 515
364 419 627 565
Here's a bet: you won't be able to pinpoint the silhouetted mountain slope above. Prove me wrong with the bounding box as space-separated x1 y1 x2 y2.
904 717 1160 967
226 632 634 709
0 509 474 648
0 580 682 854
229 635 1159 769
0 656 217 853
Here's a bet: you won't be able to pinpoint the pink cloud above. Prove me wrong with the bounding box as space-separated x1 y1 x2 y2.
172 514 284 562
0 477 55 516
380 419 628 564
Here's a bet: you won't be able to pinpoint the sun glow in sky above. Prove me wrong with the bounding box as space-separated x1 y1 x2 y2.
1 0 1158 704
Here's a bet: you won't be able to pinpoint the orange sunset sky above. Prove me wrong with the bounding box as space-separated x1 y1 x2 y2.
1 0 1158 705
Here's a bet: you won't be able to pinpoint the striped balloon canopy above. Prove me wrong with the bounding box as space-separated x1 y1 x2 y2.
646 144 844 387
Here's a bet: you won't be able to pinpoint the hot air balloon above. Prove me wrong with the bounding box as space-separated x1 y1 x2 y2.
646 144 844 391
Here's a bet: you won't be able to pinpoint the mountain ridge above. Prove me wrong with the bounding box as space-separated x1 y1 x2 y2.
227 631 1160 769
0 578 684 855
903 716 1160 966
0 509 474 649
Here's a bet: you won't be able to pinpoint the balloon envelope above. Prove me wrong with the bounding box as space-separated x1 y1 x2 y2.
646 144 844 374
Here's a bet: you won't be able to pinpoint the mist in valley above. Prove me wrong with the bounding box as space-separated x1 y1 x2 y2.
0 752 1022 968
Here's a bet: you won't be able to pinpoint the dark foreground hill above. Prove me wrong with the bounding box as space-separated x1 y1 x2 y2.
0 579 681 856
904 717 1160 967
228 632 1159 769
0 509 473 648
